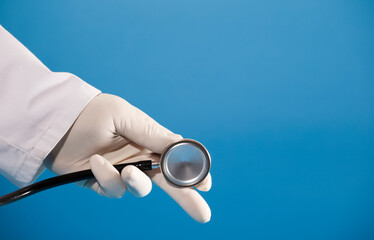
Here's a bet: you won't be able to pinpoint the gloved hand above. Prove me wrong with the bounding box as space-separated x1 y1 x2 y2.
44 93 212 223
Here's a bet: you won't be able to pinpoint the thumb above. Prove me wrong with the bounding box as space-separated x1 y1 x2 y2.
113 97 182 153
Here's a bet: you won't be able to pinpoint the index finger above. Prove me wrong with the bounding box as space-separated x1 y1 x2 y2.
111 96 182 153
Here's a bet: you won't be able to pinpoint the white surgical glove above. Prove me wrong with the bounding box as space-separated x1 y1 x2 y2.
44 93 212 223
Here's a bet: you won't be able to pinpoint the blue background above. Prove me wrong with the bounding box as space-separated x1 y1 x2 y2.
1 1 374 239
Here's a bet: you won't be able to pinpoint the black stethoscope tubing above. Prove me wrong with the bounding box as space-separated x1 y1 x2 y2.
0 160 153 207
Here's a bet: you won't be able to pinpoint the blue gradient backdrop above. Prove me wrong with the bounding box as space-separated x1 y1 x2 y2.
1 1 374 239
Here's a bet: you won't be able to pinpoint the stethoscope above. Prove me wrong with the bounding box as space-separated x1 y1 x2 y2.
0 139 211 206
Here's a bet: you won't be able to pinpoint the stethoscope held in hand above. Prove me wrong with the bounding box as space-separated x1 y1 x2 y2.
0 139 211 206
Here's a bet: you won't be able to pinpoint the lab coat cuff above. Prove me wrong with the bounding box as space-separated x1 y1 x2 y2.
5 76 100 187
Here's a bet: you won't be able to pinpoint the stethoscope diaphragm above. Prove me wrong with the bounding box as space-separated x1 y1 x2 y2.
161 139 211 187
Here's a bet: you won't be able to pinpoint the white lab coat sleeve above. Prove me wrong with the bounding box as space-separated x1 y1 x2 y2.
0 26 101 187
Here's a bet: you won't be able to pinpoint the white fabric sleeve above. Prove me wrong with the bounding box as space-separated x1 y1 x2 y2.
0 25 101 187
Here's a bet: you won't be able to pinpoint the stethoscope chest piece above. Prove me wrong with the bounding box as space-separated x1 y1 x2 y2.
160 139 211 187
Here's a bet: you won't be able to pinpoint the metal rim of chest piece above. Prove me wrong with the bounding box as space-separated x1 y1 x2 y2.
160 139 211 188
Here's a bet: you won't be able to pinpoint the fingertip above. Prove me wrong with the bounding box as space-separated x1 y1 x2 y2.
195 173 212 192
190 194 211 223
121 164 134 177
121 165 152 198
149 170 211 223
198 206 211 224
